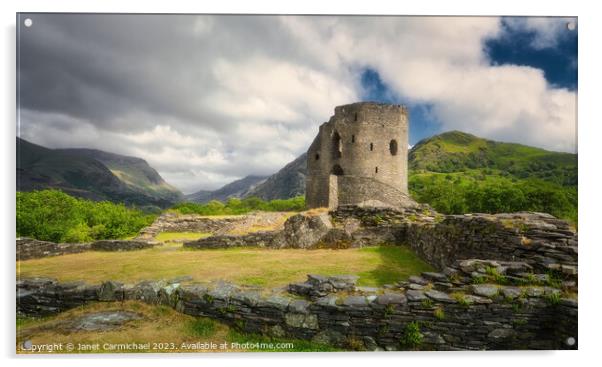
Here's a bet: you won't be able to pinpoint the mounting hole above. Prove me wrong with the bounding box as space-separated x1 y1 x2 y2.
567 21 576 31
566 337 576 346
24 18 33 27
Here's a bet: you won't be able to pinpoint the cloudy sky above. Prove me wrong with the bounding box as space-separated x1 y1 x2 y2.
17 14 577 193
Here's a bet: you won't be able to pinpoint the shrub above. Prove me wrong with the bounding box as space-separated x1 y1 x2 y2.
409 173 577 224
170 196 306 216
400 321 423 349
16 190 155 243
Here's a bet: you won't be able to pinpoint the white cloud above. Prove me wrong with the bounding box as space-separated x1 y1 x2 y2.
284 16 576 152
19 15 577 194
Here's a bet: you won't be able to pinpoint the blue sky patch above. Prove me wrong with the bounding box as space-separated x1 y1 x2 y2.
485 19 577 90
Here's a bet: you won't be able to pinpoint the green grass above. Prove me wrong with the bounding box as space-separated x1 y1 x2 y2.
187 318 218 338
17 301 341 354
355 246 435 286
226 330 340 352
18 245 433 288
155 232 212 242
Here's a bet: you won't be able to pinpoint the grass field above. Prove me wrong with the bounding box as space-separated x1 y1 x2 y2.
17 245 433 287
17 301 337 353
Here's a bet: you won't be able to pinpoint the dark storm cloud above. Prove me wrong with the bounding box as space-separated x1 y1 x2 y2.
19 14 224 131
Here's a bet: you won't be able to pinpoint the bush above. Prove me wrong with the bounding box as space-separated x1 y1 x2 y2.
171 196 305 216
17 190 156 243
409 173 577 224
400 321 423 349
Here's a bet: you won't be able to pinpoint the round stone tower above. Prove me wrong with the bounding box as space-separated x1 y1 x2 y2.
306 102 411 209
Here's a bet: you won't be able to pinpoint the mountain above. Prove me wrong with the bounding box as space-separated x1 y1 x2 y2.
245 152 307 200
60 148 182 204
17 138 183 209
182 131 577 222
406 131 577 223
189 132 577 204
186 153 307 203
408 131 577 186
186 175 267 203
185 189 213 203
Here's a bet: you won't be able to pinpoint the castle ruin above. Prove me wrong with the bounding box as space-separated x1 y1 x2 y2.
306 102 415 209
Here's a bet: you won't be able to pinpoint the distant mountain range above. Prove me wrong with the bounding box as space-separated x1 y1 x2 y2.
17 138 183 209
18 130 577 210
185 175 268 203
186 153 307 203
187 131 576 203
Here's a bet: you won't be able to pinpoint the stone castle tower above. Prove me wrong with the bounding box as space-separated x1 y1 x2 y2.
306 102 414 209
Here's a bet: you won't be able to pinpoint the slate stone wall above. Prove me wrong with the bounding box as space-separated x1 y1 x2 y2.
136 212 244 240
17 261 577 351
331 206 578 278
17 238 157 260
16 238 90 261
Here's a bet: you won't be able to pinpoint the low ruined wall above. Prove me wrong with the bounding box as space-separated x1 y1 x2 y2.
136 212 244 240
405 213 577 276
184 212 335 250
90 240 157 252
17 238 157 260
184 211 404 250
183 232 279 249
16 238 90 261
332 206 578 277
17 259 577 350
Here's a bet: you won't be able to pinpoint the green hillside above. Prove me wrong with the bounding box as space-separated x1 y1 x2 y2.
408 131 577 224
409 131 576 186
60 148 182 205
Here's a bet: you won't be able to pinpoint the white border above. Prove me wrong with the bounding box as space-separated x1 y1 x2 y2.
2 1 600 366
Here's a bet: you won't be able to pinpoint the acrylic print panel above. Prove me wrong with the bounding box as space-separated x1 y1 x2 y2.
16 13 578 353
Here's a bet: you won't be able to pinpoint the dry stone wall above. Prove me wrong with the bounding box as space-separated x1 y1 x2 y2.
17 259 577 350
17 238 91 261
16 238 157 260
184 212 335 250
331 206 578 278
136 212 243 240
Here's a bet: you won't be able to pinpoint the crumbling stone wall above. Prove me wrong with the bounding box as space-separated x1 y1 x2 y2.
331 206 578 278
90 240 156 252
17 261 577 350
16 238 157 260
306 102 410 209
136 212 244 240
16 238 90 261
